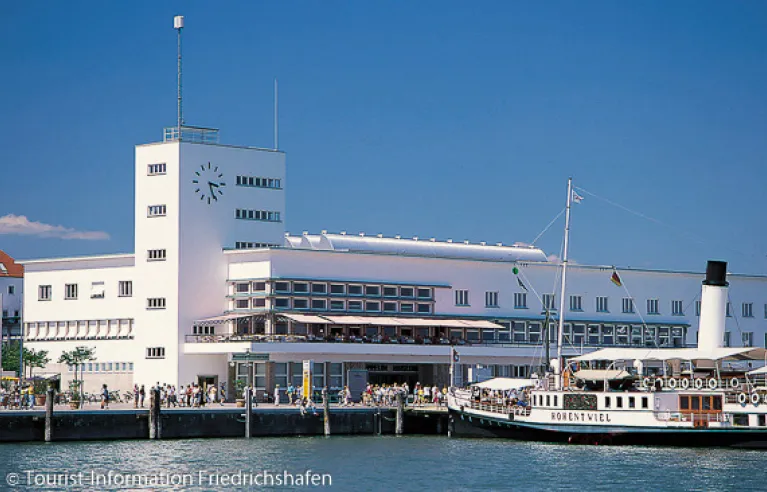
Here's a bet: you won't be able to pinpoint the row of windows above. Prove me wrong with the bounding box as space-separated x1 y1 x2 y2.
2 309 20 318
147 298 166 309
147 205 167 217
26 319 134 340
147 163 167 175
491 321 687 347
263 281 433 299
234 242 280 249
68 362 134 373
146 347 166 359
38 281 133 301
236 362 345 391
240 297 434 314
148 249 167 261
235 175 282 189
235 209 281 222
467 291 765 318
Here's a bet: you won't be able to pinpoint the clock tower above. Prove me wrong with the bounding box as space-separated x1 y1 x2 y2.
132 128 286 387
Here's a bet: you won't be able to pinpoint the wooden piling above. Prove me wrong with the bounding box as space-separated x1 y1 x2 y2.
322 387 330 436
245 387 252 439
149 388 161 439
44 386 54 442
395 392 404 435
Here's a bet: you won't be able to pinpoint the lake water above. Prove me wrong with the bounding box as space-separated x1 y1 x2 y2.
0 436 765 491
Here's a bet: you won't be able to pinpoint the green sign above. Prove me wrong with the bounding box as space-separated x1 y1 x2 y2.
232 353 270 361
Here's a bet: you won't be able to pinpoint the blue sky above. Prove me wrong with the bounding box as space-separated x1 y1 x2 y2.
1 2 767 274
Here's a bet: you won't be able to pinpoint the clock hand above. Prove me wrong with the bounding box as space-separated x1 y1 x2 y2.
207 181 219 188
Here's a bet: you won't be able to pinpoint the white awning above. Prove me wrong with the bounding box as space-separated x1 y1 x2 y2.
459 320 505 329
194 313 253 324
747 366 767 376
571 347 767 363
472 378 536 391
281 313 330 324
574 369 633 381
322 316 372 325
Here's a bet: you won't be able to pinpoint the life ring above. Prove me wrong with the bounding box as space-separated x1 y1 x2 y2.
667 378 678 389
641 378 651 389
730 378 740 390
708 378 718 390
680 378 690 390
738 393 748 406
694 378 704 390
751 393 760 406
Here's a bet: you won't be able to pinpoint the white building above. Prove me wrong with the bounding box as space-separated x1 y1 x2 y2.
0 250 23 342
20 127 767 399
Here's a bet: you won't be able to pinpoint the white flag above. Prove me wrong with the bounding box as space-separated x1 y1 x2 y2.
572 190 584 204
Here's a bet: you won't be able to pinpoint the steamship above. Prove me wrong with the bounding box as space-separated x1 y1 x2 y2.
448 180 767 447
448 260 767 447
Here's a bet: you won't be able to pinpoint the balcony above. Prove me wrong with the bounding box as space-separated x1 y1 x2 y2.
163 125 219 144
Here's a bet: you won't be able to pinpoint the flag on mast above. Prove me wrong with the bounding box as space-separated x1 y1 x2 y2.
572 190 584 204
517 277 528 291
610 269 622 287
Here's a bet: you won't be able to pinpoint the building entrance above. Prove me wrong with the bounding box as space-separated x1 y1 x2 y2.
197 375 218 393
366 364 419 388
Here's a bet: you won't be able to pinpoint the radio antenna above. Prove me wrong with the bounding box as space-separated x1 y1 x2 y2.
274 77 279 150
174 15 184 139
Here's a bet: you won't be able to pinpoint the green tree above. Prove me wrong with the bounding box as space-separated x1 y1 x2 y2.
25 348 50 380
58 346 96 408
1 341 21 375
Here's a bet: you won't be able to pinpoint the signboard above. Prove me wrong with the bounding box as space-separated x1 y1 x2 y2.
302 360 313 401
232 353 270 361
347 369 368 403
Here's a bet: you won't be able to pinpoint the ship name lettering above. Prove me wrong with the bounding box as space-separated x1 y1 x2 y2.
550 412 611 423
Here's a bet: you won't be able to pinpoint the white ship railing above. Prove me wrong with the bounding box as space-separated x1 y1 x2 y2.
653 411 730 423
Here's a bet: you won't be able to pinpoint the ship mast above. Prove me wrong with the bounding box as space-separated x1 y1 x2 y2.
555 177 573 389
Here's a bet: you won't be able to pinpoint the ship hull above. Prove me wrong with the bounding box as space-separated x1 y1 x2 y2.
449 409 767 448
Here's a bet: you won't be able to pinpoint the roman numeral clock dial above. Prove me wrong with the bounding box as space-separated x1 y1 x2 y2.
192 162 226 205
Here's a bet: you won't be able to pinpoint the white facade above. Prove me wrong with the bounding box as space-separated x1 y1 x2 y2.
19 130 767 396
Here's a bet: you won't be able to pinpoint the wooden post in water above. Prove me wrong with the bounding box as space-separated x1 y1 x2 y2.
149 388 161 439
322 387 330 436
44 386 55 442
395 392 404 435
245 387 252 439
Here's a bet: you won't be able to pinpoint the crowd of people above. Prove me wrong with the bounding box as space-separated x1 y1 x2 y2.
0 384 36 409
131 382 227 408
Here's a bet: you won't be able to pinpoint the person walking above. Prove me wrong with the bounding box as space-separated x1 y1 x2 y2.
274 384 281 406
133 384 139 409
139 384 145 408
100 384 110 409
219 383 226 405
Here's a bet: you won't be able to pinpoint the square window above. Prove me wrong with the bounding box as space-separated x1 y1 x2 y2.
383 286 397 297
399 287 414 298
348 285 363 296
365 285 381 296
330 284 346 295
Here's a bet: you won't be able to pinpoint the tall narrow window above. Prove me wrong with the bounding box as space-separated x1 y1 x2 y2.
647 299 659 315
455 290 469 306
569 295 582 311
671 300 684 316
695 300 701 316
622 298 634 314
485 291 499 308
65 284 78 300
514 293 527 309
542 294 556 310
742 303 753 318
118 281 133 297
596 297 609 313
38 285 52 301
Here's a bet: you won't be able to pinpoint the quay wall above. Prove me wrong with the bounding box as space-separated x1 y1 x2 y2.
0 407 445 443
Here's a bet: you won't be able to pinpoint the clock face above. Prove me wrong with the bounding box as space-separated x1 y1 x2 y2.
192 162 226 205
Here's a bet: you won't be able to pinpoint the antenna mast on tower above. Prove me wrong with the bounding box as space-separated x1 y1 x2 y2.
174 15 184 140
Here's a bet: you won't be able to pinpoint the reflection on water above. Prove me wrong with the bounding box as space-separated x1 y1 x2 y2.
0 436 765 490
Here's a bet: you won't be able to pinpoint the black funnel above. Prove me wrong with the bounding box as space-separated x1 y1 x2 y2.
703 260 728 287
